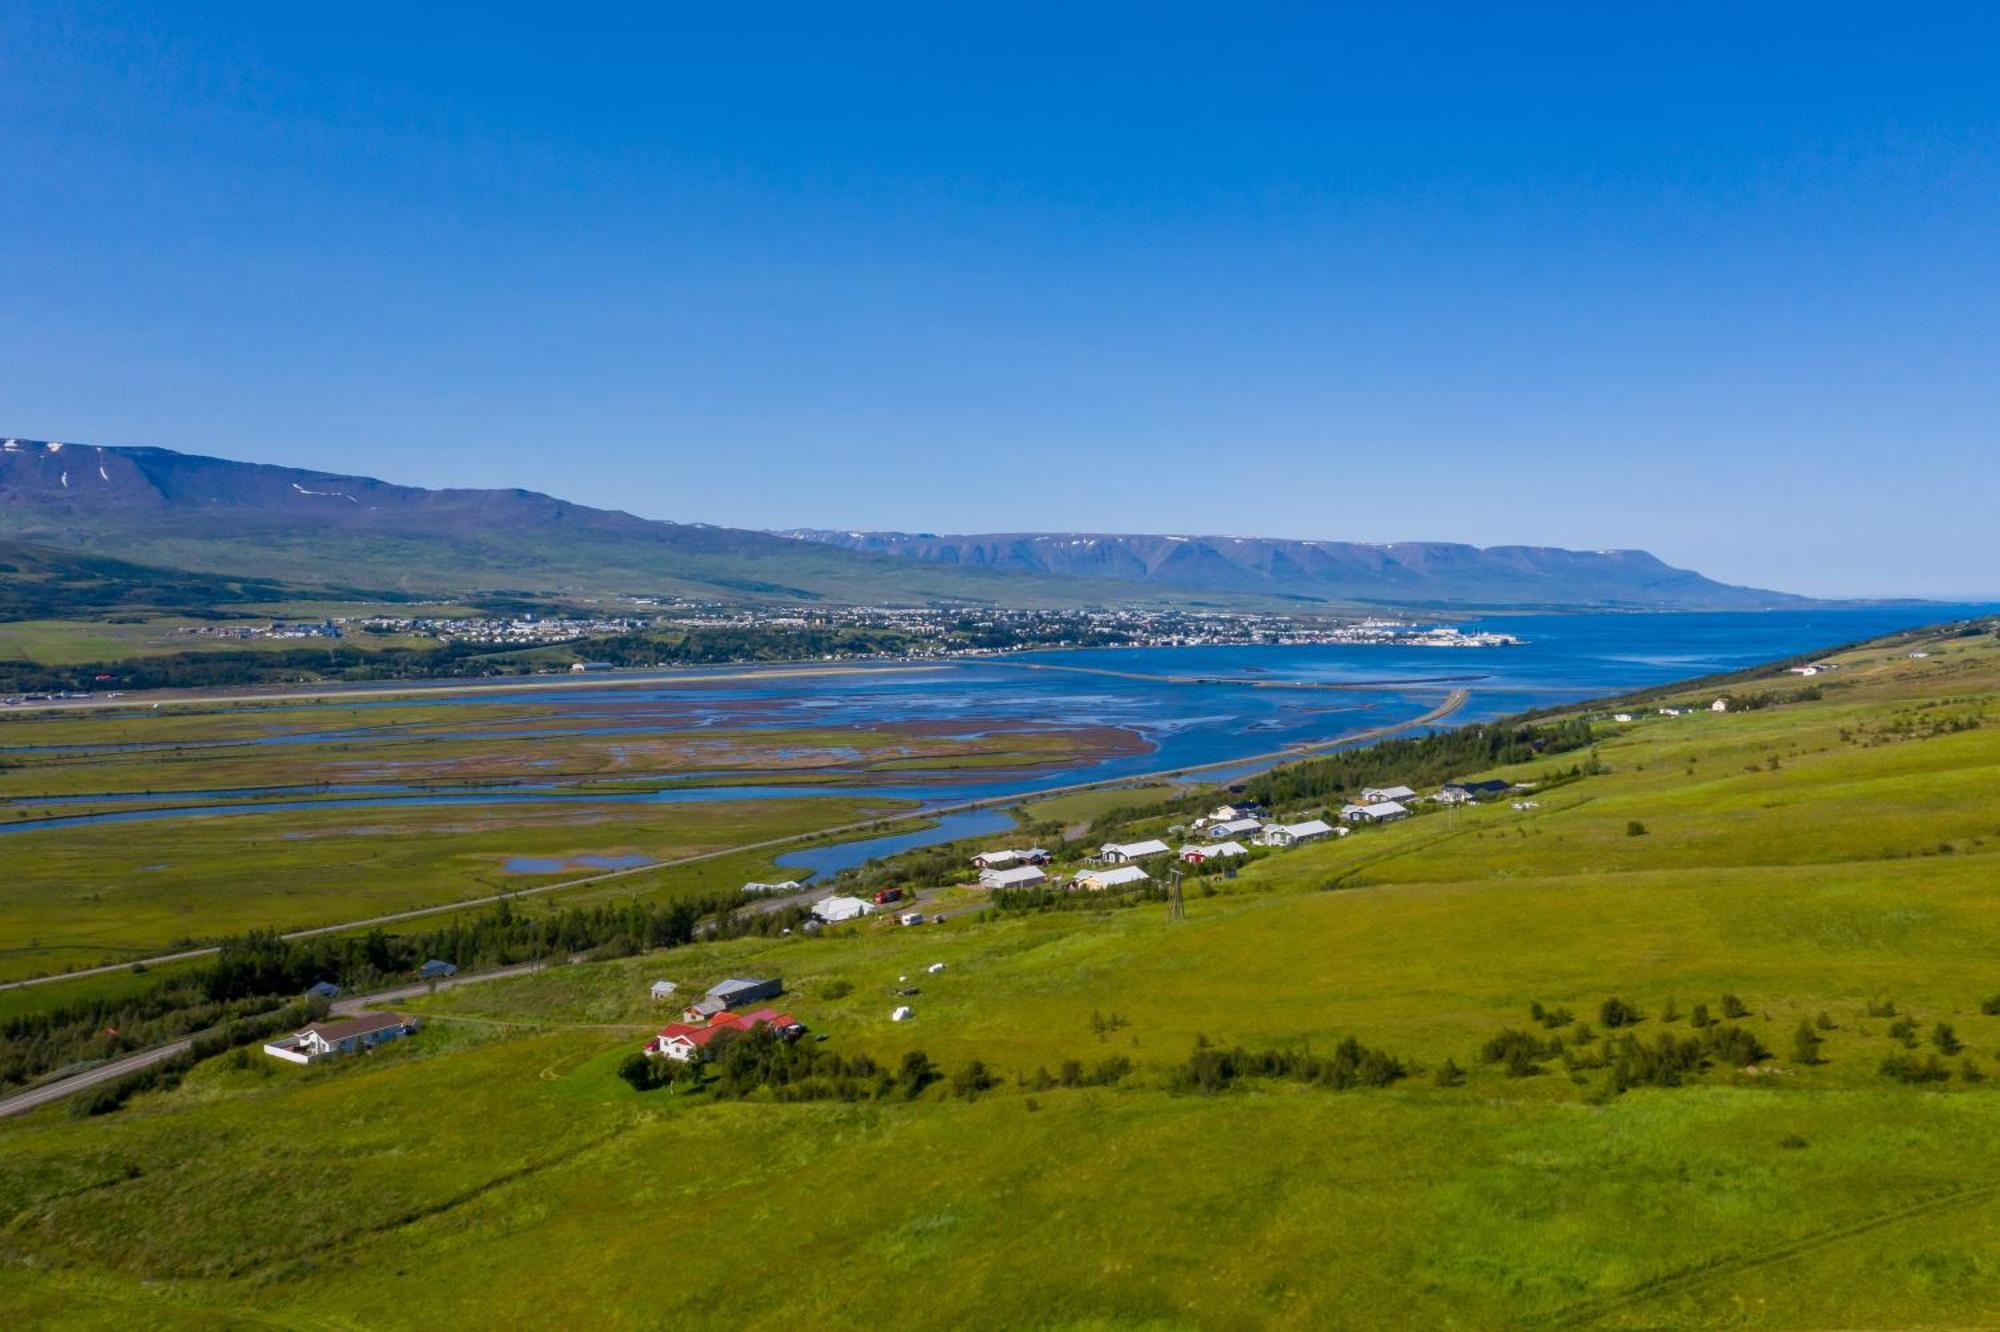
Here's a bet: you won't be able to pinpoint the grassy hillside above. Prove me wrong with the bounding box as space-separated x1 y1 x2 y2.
0 540 344 621
4 618 2000 1328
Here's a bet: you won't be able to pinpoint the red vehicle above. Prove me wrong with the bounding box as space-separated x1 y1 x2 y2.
872 887 904 905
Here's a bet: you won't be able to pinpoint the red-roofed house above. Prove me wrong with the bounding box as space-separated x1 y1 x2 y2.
647 1008 805 1062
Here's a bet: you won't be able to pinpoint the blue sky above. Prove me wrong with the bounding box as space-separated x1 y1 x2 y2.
2 4 1995 598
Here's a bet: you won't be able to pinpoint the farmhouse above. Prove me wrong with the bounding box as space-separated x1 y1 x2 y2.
1099 838 1171 864
648 1007 804 1062
1180 840 1248 864
263 1012 417 1065
1441 779 1512 803
971 849 1022 870
980 864 1048 890
1206 816 1263 839
1360 785 1416 804
1075 865 1151 891
1711 698 1730 713
1340 800 1410 824
1209 803 1263 821
1258 819 1336 847
1613 713 1634 723
649 980 679 1001
811 895 877 924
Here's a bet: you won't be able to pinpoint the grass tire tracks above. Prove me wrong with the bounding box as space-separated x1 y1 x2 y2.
1517 1176 2000 1330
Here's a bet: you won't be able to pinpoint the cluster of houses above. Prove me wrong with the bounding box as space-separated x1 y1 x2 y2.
644 975 803 1062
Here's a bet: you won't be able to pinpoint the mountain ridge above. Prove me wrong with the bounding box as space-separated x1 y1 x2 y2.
0 437 1806 609
777 529 1811 609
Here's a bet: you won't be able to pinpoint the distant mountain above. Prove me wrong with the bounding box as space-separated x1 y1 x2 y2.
0 437 1808 610
778 530 1811 610
0 438 1114 606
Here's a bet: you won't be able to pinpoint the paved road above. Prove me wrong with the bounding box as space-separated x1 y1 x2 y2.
0 687 1469 994
0 961 547 1120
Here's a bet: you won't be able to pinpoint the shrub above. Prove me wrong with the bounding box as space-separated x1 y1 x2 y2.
1933 1022 1963 1055
1625 821 1648 837
1599 997 1643 1029
1981 995 2000 1016
1434 1057 1465 1088
1791 1019 1823 1066
1721 993 1750 1019
951 1060 998 1099
1690 1002 1712 1029
1880 1052 1950 1084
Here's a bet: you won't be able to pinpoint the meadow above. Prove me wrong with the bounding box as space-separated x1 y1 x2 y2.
0 686 1139 980
3 618 1999 1327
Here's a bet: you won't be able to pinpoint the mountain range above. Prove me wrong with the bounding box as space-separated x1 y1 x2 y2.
779 530 1808 609
0 437 1807 610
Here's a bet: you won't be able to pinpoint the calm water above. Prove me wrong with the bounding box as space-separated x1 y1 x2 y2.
2 605 1988 845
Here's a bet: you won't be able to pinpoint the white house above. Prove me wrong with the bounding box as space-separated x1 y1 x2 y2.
264 1012 417 1064
1612 713 1634 723
980 864 1048 890
1206 816 1263 840
1209 803 1261 822
1099 838 1171 864
1075 865 1151 891
1340 800 1410 824
971 849 1022 870
1181 840 1248 864
810 895 877 924
1710 698 1730 713
1360 785 1416 803
1659 707 1683 717
649 979 679 1002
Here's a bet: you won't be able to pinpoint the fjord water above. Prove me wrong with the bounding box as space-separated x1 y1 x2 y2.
1 606 1985 847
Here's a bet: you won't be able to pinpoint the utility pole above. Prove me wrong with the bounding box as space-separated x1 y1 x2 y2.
1165 865 1186 923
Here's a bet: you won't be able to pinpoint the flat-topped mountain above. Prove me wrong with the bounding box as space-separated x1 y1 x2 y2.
778 529 1810 609
0 437 1806 608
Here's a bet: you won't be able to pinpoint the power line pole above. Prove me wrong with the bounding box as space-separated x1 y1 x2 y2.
1165 865 1185 923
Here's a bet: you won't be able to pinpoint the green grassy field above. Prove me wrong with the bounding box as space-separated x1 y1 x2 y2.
0 794 905 982
5 620 2000 1328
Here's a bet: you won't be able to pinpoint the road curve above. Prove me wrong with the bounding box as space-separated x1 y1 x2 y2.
0 688 1468 994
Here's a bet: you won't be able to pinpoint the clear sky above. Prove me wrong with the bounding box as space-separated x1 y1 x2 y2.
2 5 1995 598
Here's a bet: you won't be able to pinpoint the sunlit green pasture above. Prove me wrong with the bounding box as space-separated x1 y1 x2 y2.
6 621 2000 1327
